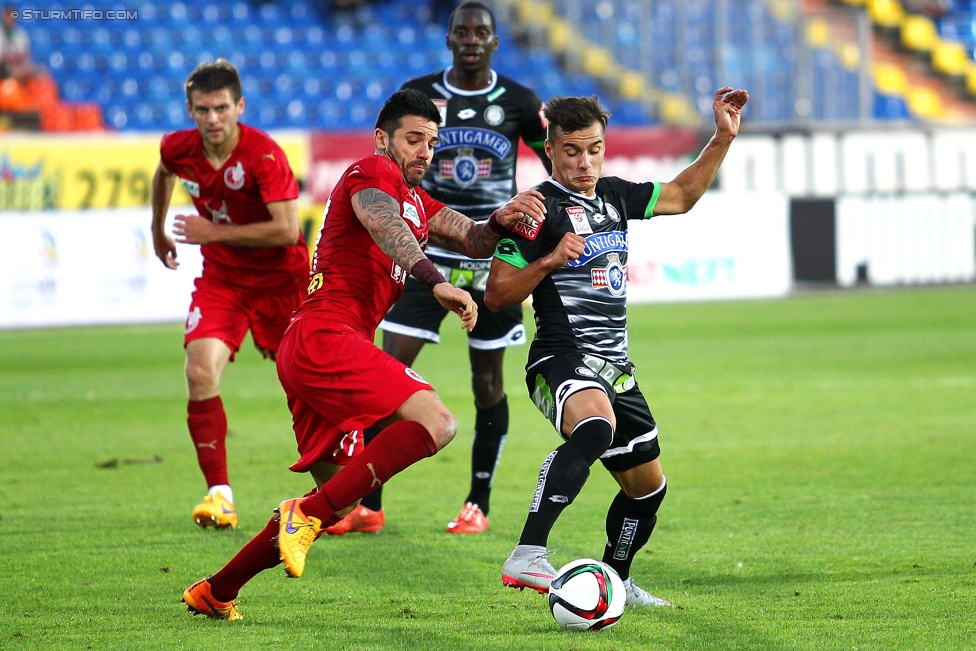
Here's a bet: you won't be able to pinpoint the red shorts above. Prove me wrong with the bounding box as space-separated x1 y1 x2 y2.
276 317 434 473
183 275 304 360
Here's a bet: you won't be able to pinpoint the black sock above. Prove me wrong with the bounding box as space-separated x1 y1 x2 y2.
518 417 613 547
601 479 667 581
358 426 383 511
465 395 509 516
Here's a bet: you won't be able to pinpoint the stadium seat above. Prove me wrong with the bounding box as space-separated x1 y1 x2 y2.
931 40 970 78
900 14 939 55
873 62 910 95
906 86 946 119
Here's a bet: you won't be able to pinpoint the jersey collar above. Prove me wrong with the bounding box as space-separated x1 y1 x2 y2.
439 67 498 97
545 178 603 211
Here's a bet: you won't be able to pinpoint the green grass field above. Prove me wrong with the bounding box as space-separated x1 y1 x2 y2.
1 285 974 650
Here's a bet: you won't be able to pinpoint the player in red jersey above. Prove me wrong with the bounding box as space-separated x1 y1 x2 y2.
150 59 308 531
181 89 546 620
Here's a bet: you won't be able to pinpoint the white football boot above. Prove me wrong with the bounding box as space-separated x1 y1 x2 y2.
623 577 670 606
501 545 556 594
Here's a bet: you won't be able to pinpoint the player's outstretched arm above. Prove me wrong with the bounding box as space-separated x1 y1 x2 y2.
484 232 585 311
653 87 749 216
172 199 300 248
352 187 428 271
428 189 547 258
150 162 179 269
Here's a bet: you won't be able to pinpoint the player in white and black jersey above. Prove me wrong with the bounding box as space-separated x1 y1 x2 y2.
488 89 749 605
326 1 552 536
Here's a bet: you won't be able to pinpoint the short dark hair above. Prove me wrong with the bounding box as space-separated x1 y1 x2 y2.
375 89 441 135
544 96 611 143
185 58 242 104
449 1 496 33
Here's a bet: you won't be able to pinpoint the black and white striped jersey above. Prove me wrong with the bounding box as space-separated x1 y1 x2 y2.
493 177 660 368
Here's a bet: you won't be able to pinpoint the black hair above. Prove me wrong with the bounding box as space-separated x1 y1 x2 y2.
184 58 242 104
544 96 611 142
375 88 441 135
449 1 496 33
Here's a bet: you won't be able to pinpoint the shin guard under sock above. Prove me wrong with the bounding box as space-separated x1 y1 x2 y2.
188 396 228 487
358 427 383 511
466 395 509 515
602 478 667 580
208 515 280 601
518 416 614 547
299 420 437 523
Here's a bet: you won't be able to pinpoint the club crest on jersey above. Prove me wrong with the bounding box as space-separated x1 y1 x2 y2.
402 202 422 228
439 148 491 188
223 161 245 190
592 252 626 296
484 104 505 126
566 206 593 235
432 99 448 126
568 231 628 267
179 177 200 198
606 204 621 223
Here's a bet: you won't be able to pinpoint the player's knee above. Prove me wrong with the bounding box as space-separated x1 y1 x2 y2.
185 359 218 395
421 408 457 451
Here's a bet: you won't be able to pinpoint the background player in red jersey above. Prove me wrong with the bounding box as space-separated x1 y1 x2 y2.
181 89 546 620
329 0 552 537
150 59 308 531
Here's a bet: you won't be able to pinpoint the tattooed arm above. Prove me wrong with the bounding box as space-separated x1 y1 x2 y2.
351 187 427 271
428 189 548 258
427 206 499 259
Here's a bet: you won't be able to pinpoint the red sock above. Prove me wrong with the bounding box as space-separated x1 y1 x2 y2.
188 396 228 487
207 487 339 601
300 420 437 522
208 515 279 602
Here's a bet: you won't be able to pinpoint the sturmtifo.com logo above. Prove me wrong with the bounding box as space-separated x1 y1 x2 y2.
9 8 139 20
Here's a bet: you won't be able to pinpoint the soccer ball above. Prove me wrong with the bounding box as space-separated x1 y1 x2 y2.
547 559 625 631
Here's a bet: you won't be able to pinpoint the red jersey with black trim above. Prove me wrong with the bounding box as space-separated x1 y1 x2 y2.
159 122 308 293
297 154 446 337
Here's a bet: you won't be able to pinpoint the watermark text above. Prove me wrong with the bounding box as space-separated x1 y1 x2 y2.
9 9 139 21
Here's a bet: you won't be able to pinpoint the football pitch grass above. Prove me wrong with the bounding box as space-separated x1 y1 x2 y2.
1 285 974 650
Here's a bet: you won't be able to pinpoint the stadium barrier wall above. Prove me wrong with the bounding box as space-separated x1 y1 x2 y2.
726 128 976 288
0 208 203 329
0 131 310 212
0 190 791 329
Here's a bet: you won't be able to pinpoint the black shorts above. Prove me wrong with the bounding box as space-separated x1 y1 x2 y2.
524 353 661 472
379 276 526 350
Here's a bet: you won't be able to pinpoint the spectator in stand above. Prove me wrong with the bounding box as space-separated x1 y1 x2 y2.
0 6 35 81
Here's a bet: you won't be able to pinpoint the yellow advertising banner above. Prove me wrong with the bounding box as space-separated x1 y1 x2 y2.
0 130 309 211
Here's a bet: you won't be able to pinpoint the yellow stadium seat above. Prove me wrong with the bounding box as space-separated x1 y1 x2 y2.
964 63 976 96
873 62 909 95
900 14 938 53
931 40 970 77
656 93 699 127
619 72 644 100
548 18 570 51
907 86 945 119
806 17 831 48
581 46 613 77
868 0 905 30
838 42 862 70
